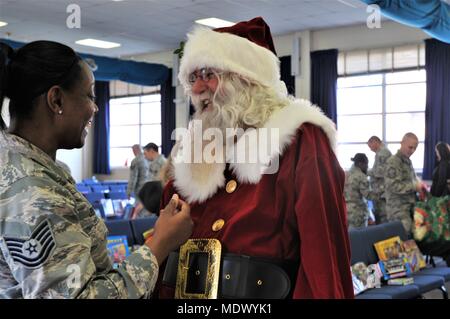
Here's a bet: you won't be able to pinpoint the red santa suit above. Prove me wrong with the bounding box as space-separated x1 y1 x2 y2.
160 100 354 299
159 17 354 299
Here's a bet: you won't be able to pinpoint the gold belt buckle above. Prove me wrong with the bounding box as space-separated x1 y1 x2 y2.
175 238 222 299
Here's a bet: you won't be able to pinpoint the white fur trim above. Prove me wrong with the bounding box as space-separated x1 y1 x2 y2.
173 161 226 204
229 99 336 183
178 27 286 96
172 100 337 203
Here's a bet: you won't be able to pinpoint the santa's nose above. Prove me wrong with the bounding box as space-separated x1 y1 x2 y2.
191 77 208 95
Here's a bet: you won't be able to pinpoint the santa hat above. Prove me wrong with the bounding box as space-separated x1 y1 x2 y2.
178 17 287 96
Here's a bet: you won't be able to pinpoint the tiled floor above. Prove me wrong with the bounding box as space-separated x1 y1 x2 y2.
422 282 450 299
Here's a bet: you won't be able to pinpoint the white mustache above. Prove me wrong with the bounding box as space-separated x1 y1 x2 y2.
192 92 214 111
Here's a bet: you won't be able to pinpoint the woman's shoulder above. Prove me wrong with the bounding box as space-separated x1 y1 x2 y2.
0 146 52 187
1 147 77 209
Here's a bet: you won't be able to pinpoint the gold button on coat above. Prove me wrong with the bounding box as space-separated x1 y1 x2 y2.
212 219 225 232
226 180 237 193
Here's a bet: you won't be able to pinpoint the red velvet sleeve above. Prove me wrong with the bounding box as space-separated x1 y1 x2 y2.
293 124 354 298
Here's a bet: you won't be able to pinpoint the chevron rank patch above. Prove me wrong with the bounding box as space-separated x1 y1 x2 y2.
2 219 56 269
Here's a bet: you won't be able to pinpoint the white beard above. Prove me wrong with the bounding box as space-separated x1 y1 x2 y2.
173 97 339 203
171 91 246 202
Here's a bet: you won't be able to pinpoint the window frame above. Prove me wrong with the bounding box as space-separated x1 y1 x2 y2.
109 92 162 168
336 69 426 172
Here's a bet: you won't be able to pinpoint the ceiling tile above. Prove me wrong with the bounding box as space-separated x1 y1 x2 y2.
0 0 375 56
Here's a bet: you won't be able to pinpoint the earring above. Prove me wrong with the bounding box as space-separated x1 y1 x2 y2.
58 110 63 115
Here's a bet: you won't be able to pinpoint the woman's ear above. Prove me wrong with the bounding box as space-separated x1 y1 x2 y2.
46 85 64 115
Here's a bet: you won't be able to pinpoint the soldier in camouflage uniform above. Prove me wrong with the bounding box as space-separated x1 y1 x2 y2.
344 153 374 228
384 133 425 234
367 136 392 224
127 144 149 198
143 143 167 182
0 41 192 298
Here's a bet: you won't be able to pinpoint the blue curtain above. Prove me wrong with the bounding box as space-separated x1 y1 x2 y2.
423 39 450 179
280 56 295 96
80 53 168 86
310 49 338 124
1 39 169 86
93 81 111 175
359 0 450 44
161 69 176 157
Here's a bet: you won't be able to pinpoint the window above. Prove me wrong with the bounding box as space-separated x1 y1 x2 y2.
336 69 426 172
109 81 161 168
338 43 425 76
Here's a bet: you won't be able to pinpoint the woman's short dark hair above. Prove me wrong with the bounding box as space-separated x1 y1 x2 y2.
436 142 450 162
431 142 450 196
0 41 83 129
138 181 163 215
351 153 368 165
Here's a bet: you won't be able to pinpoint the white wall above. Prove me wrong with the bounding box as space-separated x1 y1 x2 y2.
311 21 428 52
56 148 83 182
96 168 129 181
128 49 174 68
126 20 427 103
56 118 94 183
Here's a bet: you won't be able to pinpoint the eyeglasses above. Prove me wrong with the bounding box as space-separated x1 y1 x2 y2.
188 68 216 85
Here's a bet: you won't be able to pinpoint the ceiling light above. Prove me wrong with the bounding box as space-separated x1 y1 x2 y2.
195 18 234 28
0 21 8 28
75 38 121 49
337 0 359 8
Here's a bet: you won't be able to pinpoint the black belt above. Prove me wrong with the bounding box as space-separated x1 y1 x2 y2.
163 251 298 299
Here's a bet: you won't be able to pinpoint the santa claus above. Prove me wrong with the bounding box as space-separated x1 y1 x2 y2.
159 17 354 299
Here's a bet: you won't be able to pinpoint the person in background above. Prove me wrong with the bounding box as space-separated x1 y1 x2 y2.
430 141 450 197
143 142 166 182
159 152 175 188
131 150 176 219
127 144 149 199
133 144 169 217
132 181 164 219
344 153 375 229
367 136 392 224
159 17 353 299
418 141 450 266
384 132 427 234
0 41 193 298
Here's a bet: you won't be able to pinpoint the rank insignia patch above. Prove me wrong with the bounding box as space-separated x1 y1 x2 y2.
2 220 56 269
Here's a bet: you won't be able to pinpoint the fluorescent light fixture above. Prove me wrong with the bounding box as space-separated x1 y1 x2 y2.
75 38 121 49
337 0 359 8
0 21 8 27
195 18 234 28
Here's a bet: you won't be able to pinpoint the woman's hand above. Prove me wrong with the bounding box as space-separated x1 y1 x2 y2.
145 194 193 264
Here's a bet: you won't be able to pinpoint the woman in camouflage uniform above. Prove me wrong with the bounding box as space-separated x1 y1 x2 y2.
0 41 192 298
